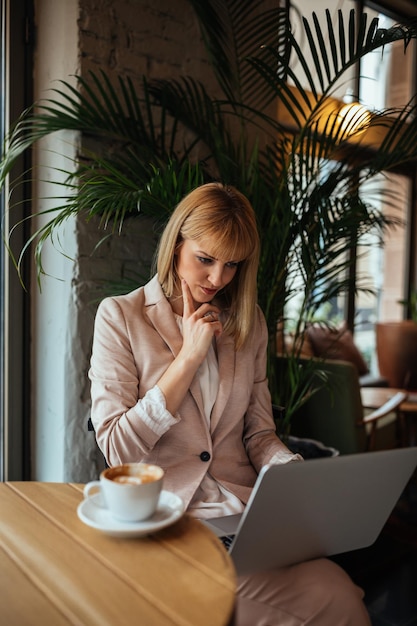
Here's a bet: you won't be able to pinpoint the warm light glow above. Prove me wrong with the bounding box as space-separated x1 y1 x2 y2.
338 102 372 136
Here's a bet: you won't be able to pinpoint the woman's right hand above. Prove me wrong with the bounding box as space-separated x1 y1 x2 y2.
179 279 223 366
156 280 222 415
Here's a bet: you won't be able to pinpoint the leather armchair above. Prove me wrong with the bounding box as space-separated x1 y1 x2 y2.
285 357 405 454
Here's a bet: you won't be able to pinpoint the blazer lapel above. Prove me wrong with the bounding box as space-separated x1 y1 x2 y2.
210 333 236 432
144 276 183 356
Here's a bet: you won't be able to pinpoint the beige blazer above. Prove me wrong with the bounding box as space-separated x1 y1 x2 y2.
89 275 295 508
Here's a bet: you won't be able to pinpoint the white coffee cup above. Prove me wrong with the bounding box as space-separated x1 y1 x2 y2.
84 463 164 522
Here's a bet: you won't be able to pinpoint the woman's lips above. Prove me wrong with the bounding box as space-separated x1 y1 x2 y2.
200 286 218 296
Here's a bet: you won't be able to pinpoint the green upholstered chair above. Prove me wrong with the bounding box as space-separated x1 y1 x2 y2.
280 357 406 455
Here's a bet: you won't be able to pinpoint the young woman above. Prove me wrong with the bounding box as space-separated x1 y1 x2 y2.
89 182 371 625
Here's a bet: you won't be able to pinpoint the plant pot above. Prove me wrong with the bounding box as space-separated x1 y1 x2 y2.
286 435 339 460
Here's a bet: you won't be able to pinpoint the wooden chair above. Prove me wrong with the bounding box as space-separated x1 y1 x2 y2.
87 417 109 471
281 357 406 454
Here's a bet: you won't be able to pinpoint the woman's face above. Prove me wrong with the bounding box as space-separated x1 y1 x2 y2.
175 237 240 307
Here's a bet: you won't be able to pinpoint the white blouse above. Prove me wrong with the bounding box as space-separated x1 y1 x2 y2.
174 315 245 518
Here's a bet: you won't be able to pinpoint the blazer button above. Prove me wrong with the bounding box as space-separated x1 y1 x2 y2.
200 451 211 462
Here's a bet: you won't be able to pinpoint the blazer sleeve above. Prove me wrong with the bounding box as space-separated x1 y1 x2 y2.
89 296 179 465
242 306 300 469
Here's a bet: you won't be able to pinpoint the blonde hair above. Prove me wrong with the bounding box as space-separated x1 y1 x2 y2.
156 182 260 350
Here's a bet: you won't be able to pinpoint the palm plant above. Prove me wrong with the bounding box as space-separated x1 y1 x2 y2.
2 1 417 436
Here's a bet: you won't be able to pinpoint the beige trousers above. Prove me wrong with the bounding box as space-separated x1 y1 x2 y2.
236 558 371 626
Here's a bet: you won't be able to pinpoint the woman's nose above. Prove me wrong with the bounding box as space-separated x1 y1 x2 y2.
208 264 224 287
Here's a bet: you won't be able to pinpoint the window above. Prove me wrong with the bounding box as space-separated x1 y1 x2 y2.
287 0 417 374
353 5 417 371
0 0 5 480
0 0 33 480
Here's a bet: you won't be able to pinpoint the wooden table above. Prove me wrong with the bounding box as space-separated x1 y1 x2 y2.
361 387 417 446
360 387 406 411
0 482 236 626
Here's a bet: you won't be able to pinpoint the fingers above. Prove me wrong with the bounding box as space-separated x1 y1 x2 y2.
181 280 221 337
202 310 219 323
182 280 220 319
181 279 194 318
201 308 222 338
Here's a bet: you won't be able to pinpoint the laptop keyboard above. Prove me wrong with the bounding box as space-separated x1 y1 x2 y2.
220 534 235 550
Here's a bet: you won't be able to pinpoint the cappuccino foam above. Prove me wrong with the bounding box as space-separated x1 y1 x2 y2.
112 474 156 485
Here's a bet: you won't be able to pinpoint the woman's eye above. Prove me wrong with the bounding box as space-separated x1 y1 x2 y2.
196 256 238 269
197 256 212 264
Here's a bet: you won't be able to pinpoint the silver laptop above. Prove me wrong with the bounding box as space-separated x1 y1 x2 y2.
202 447 417 576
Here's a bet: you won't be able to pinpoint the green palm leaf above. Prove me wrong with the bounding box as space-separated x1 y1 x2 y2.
3 2 417 423
186 0 288 109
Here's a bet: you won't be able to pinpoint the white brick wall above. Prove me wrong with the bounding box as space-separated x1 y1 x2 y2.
32 0 212 481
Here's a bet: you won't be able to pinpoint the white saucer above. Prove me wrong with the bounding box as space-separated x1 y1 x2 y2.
77 490 185 537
